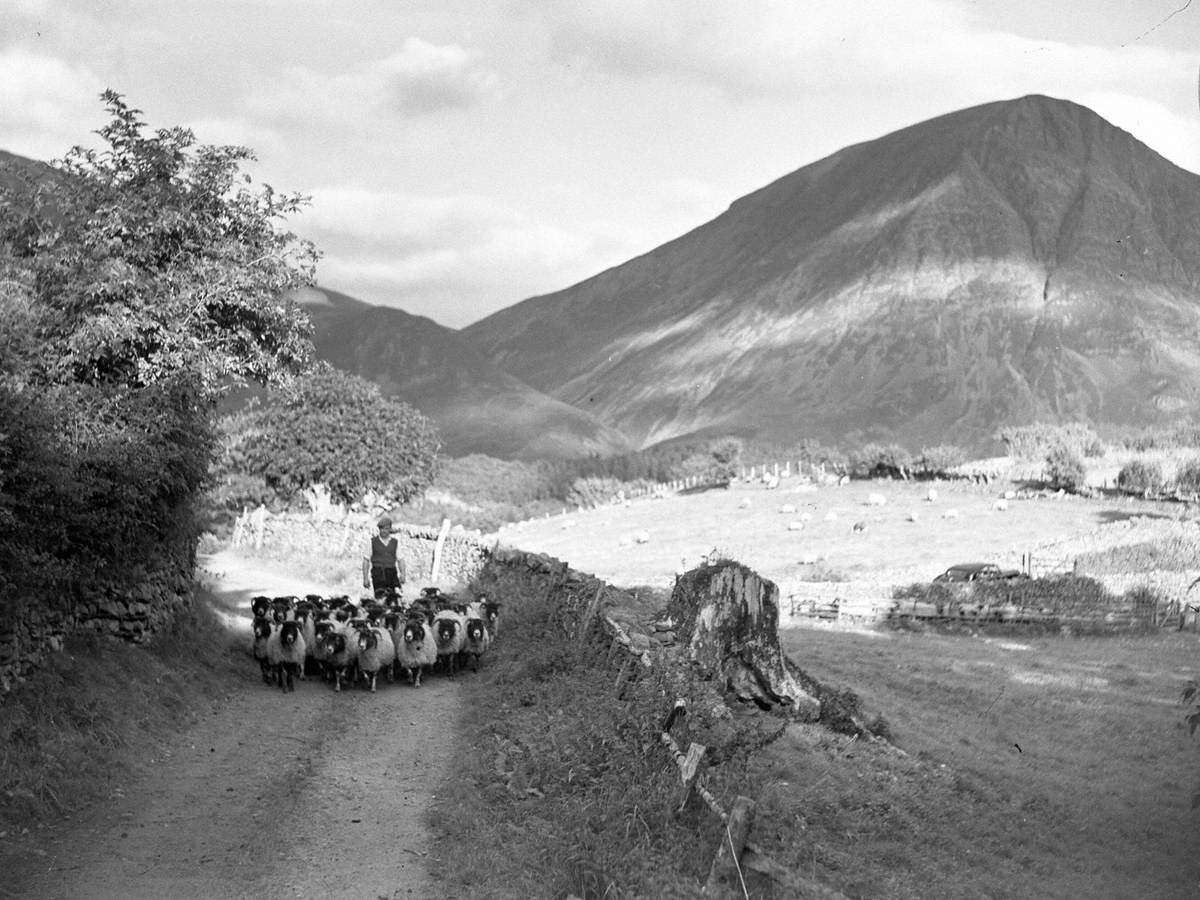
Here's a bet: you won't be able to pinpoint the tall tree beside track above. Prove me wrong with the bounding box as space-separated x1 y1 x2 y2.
0 91 318 621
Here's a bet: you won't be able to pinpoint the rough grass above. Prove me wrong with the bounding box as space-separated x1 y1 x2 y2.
0 591 242 834
766 626 1200 898
427 570 776 899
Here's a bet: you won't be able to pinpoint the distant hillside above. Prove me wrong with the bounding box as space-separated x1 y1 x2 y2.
297 287 632 459
464 95 1200 453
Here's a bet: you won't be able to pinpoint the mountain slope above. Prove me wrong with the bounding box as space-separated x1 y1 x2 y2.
297 287 632 459
464 95 1200 451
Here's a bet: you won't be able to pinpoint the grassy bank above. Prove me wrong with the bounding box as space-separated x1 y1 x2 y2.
426 572 780 898
0 591 242 834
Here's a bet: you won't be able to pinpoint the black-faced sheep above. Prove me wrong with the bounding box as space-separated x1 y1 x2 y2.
267 619 307 692
250 596 272 620
319 629 358 693
251 615 274 684
355 624 395 693
393 617 437 686
460 617 492 672
433 610 466 677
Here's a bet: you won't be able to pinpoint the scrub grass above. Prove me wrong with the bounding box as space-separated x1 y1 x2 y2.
0 590 243 834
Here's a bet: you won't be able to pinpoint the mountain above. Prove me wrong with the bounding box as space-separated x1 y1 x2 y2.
296 286 632 459
463 95 1200 452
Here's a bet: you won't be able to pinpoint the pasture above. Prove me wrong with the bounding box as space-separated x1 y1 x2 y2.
496 476 1187 591
491 475 1200 897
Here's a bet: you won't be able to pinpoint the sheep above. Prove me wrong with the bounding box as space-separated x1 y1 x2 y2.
250 595 273 619
319 628 359 693
251 615 274 685
851 520 867 533
294 601 317 679
866 492 887 506
355 624 395 693
271 595 298 624
394 617 439 686
267 620 307 692
460 617 492 672
311 620 338 681
993 498 1009 512
433 610 467 677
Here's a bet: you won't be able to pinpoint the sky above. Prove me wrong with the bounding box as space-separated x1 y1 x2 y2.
3 1 1199 328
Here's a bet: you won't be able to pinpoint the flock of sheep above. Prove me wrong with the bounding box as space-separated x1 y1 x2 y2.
250 588 501 693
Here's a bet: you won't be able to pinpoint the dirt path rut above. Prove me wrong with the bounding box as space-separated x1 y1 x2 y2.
5 551 457 900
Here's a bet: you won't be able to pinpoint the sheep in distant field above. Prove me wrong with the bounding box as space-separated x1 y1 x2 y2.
926 488 938 503
779 504 797 514
267 620 306 692
355 625 395 693
943 508 960 519
460 617 492 672
993 498 1009 512
433 610 467 676
866 492 886 506
851 521 867 533
251 615 274 684
319 629 358 692
787 521 805 531
394 617 438 686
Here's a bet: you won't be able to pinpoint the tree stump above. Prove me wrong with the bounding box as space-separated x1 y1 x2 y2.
667 561 820 720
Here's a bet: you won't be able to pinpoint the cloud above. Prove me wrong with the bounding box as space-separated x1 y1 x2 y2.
244 37 498 127
1081 91 1200 175
0 47 103 160
296 187 604 326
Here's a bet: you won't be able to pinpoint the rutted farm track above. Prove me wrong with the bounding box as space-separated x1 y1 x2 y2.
3 551 456 900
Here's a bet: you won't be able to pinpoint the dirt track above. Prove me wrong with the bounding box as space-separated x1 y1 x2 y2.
4 551 457 900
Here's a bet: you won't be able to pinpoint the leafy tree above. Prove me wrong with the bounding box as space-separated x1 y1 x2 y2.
0 92 319 621
1116 459 1163 495
1 90 317 398
224 366 441 506
1045 445 1086 492
1174 458 1200 495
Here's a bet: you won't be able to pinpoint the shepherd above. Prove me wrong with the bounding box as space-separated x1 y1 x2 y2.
363 515 406 601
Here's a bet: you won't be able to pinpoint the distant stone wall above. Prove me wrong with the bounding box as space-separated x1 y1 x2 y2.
1 556 194 694
231 508 493 591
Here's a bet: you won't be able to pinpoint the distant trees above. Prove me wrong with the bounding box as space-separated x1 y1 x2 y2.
216 366 441 508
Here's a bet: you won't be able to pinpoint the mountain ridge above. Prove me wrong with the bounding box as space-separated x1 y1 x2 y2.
463 94 1200 452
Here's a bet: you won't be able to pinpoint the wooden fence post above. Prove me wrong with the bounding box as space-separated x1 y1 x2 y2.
430 517 451 582
703 795 755 897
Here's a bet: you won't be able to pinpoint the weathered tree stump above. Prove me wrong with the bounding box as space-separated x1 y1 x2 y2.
667 561 820 720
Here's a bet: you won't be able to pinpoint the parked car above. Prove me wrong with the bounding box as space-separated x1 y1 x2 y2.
933 562 1028 583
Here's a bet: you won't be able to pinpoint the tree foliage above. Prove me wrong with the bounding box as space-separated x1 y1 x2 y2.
1044 445 1086 492
0 92 318 619
1 90 317 399
219 366 441 506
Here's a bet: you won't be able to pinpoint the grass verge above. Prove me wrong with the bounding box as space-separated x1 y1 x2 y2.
426 577 785 898
0 588 242 835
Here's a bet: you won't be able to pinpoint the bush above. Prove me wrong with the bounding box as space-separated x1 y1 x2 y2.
851 443 913 479
918 445 967 476
1175 457 1200 494
1045 445 1086 492
1116 459 1163 495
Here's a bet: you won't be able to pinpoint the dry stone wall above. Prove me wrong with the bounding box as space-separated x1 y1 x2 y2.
1 557 194 694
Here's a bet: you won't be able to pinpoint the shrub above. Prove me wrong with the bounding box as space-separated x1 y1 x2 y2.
918 445 967 476
1045 445 1086 492
1175 457 1200 494
851 443 914 479
1116 459 1163 496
